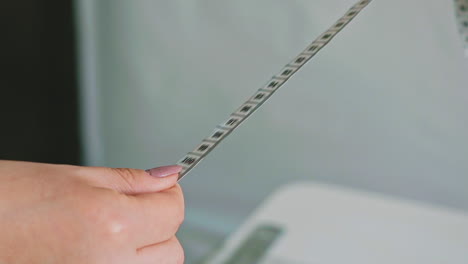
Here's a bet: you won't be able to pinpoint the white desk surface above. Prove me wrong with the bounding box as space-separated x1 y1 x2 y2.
208 182 468 264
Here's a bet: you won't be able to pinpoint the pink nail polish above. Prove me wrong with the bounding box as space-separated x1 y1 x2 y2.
145 165 182 178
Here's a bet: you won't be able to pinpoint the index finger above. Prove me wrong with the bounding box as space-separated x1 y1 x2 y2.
125 184 185 248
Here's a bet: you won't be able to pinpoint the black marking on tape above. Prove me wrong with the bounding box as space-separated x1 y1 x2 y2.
240 105 252 113
226 118 240 126
305 44 321 53
266 80 281 89
334 21 347 29
248 92 270 103
197 144 210 152
281 69 294 76
254 93 266 100
294 56 307 64
181 156 197 165
321 33 332 40
211 131 225 139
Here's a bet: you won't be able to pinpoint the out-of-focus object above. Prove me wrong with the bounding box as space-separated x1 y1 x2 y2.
454 0 468 56
205 182 468 264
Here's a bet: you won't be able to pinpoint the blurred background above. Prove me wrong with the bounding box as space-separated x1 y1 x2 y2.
1 1 80 165
2 0 468 263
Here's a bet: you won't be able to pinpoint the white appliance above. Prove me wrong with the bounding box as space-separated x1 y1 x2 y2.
206 182 468 264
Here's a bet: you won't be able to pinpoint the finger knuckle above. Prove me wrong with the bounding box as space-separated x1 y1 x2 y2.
174 239 185 264
110 168 141 192
170 187 185 227
79 192 130 240
175 203 185 227
174 184 184 200
162 185 185 229
164 207 184 239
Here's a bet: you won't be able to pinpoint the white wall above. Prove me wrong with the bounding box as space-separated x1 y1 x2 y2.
77 0 468 234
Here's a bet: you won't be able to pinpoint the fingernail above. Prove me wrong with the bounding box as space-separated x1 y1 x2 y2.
145 165 182 178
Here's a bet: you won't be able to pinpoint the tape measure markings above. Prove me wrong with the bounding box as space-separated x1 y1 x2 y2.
176 0 372 179
454 0 468 56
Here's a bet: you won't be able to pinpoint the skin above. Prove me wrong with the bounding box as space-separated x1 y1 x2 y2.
0 160 185 264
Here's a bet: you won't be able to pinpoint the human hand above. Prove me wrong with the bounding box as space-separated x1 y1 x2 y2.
0 160 184 264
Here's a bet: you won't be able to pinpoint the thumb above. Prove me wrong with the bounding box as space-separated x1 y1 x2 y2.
79 165 182 195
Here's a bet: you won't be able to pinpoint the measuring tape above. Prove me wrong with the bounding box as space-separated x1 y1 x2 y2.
454 0 468 56
176 0 372 180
